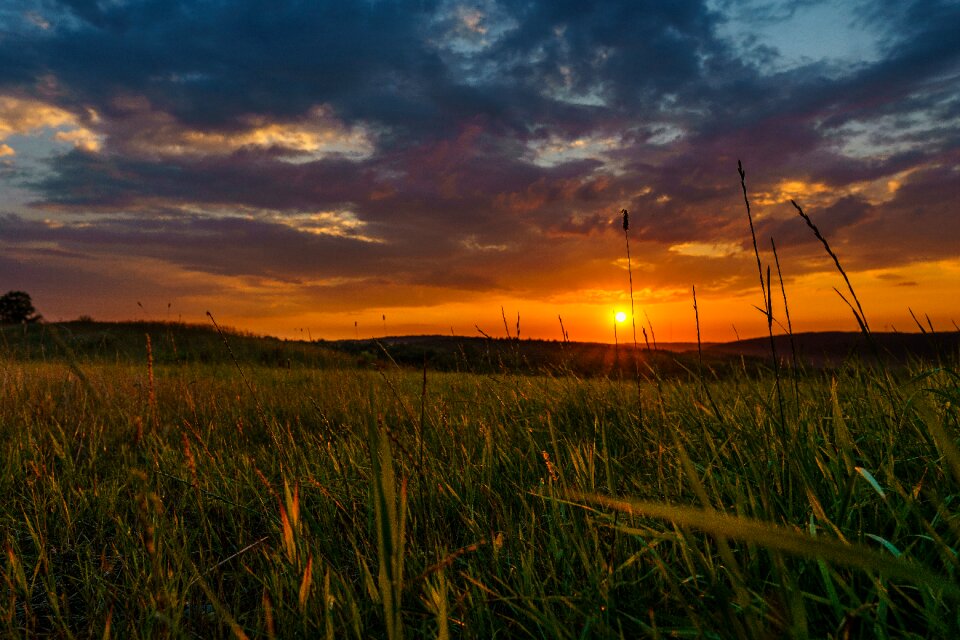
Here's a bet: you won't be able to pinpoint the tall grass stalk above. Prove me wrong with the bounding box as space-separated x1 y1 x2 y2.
791 200 869 335
737 160 767 303
369 416 407 640
145 333 158 430
621 208 643 423
738 162 787 447
613 313 619 370
563 492 960 596
771 237 801 415
789 198 903 412
206 311 269 427
764 265 788 440
692 285 719 418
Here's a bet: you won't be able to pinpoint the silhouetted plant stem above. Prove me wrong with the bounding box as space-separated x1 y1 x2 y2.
738 161 767 303
557 315 569 343
645 312 658 350
693 285 704 373
692 285 720 420
613 315 619 372
420 354 427 470
764 266 788 450
738 162 787 463
621 209 644 424
771 238 801 419
790 199 869 335
909 307 927 334
145 333 159 431
790 198 899 420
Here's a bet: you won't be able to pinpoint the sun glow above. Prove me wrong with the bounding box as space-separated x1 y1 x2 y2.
614 311 627 323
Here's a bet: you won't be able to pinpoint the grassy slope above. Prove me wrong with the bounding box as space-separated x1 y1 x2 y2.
0 320 352 369
1 322 958 638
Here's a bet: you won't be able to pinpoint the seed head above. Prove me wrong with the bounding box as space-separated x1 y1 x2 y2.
621 208 629 231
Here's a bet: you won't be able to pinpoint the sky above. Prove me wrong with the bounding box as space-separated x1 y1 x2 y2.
0 0 958 343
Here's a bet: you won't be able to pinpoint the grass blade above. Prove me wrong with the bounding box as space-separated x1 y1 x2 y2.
564 491 959 597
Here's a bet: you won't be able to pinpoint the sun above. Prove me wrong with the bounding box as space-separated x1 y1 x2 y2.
614 311 627 323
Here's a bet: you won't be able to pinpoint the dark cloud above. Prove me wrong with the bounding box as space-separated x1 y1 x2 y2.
486 1 724 108
758 196 875 248
747 161 960 274
18 1 445 129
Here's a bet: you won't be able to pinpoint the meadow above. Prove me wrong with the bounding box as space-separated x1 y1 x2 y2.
0 319 958 638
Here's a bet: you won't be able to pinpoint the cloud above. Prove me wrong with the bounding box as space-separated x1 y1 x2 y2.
0 96 75 134
0 95 101 152
101 102 375 161
669 242 744 259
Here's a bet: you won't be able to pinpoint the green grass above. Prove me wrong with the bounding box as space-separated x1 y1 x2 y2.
0 323 958 638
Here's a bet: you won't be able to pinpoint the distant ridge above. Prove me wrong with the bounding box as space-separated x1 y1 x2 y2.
705 331 960 366
330 330 958 373
341 330 958 362
3 322 955 374
365 333 710 353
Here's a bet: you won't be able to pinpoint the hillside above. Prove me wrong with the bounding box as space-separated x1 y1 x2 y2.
706 330 960 367
328 330 960 375
3 321 956 377
0 320 351 369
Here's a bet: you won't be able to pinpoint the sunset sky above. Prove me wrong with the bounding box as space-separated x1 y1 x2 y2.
1 0 958 343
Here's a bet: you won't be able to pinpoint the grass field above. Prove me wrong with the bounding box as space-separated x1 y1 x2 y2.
1 321 958 638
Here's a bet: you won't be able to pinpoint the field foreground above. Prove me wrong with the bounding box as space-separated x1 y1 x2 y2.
1 325 959 638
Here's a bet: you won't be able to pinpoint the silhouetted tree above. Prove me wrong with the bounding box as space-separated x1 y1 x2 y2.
0 291 41 324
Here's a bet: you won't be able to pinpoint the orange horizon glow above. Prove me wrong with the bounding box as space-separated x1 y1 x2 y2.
41 257 960 345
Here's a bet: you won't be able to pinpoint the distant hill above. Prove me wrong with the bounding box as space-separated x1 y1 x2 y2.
326 334 713 377
3 321 955 376
327 330 959 376
705 331 960 367
0 320 351 368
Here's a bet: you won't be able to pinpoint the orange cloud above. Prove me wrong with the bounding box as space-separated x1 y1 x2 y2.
0 95 101 151
668 241 744 258
112 103 373 160
273 210 384 243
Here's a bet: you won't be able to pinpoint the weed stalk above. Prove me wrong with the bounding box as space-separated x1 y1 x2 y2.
621 209 644 425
